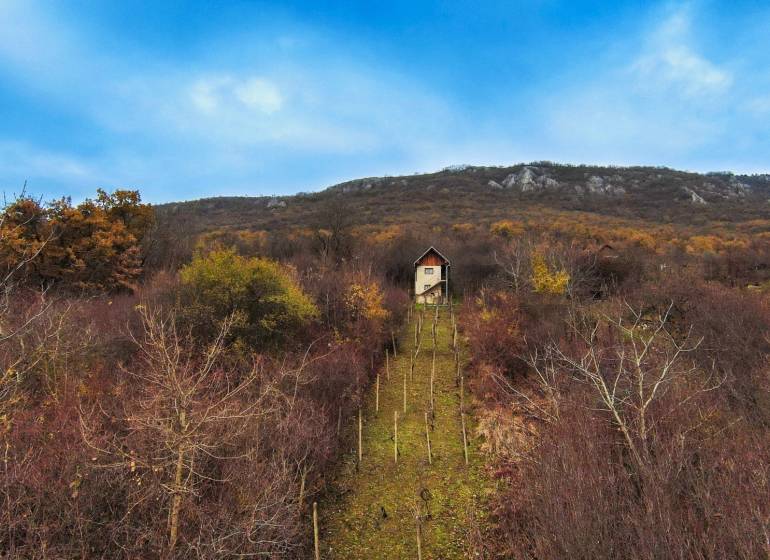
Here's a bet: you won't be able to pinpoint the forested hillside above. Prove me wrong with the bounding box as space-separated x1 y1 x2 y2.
2 162 770 557
156 163 770 234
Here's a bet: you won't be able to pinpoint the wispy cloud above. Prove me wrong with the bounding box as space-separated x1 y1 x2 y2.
0 2 459 199
538 2 767 168
0 141 108 201
1 1 769 201
630 4 732 98
190 76 284 115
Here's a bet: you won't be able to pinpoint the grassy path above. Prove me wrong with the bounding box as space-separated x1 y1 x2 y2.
320 306 494 559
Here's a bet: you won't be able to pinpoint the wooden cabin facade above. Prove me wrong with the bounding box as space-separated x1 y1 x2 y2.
414 247 450 304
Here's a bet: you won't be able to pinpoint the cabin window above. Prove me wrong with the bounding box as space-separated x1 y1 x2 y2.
424 267 434 274
424 284 431 291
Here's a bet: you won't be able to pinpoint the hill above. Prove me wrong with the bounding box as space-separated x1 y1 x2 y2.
155 163 770 236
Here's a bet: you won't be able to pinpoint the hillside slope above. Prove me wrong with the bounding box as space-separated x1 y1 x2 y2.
321 308 493 559
155 163 770 235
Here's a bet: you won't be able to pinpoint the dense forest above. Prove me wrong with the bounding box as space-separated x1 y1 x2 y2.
2 163 770 558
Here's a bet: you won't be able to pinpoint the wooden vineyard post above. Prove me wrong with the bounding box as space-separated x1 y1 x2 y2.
375 374 380 413
416 509 423 560
313 502 320 560
460 373 464 413
461 412 469 466
358 407 363 465
430 349 435 416
394 411 399 464
431 348 436 380
392 330 398 359
453 324 458 352
430 371 434 417
424 412 432 465
455 351 460 386
403 368 408 413
386 349 390 381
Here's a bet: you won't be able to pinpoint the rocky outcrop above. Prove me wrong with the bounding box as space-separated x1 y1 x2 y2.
314 163 768 205
684 187 707 205
500 166 560 191
585 175 626 195
266 197 287 209
701 174 752 199
330 177 385 194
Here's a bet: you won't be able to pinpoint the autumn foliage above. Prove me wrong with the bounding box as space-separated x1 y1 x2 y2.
3 175 770 558
178 247 318 347
0 197 405 557
0 189 153 292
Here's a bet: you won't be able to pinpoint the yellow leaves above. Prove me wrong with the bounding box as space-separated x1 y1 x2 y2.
179 247 318 346
686 235 721 254
197 229 270 255
616 228 657 251
452 223 475 234
490 220 526 239
69 475 82 499
368 225 402 244
345 281 389 322
530 253 570 295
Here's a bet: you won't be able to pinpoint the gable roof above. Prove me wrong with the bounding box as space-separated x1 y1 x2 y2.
414 246 451 266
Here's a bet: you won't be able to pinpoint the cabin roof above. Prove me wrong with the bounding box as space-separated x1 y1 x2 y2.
414 246 451 267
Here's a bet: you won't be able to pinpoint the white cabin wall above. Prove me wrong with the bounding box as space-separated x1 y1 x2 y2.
415 265 440 296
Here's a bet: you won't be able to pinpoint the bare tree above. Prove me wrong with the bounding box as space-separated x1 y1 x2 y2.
538 303 716 473
493 237 533 294
80 305 285 556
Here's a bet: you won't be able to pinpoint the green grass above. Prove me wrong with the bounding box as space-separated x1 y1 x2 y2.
320 307 495 559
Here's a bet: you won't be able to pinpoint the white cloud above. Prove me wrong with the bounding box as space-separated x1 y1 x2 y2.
534 3 750 168
190 79 223 113
0 141 97 181
631 5 732 98
234 78 283 113
147 62 453 155
189 76 284 115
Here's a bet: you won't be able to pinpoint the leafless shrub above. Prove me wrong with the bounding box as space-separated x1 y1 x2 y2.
488 301 770 559
79 304 319 557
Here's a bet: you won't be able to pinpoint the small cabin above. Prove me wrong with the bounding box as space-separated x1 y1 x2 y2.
414 247 450 305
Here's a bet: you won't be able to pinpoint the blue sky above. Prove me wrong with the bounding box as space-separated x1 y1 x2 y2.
1 0 769 203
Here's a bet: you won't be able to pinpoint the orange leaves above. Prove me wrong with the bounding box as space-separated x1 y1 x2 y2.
367 225 403 245
0 190 152 293
685 234 749 255
344 280 389 322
